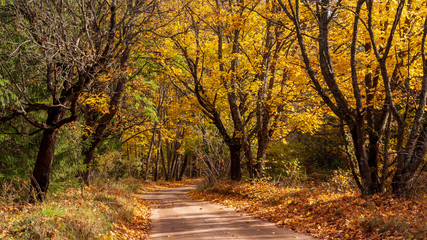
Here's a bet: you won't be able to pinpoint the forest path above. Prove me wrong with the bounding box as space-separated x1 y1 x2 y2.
143 185 316 240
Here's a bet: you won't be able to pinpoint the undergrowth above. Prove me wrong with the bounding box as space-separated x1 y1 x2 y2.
0 178 199 239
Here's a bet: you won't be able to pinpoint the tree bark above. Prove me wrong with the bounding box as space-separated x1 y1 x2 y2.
255 134 268 178
177 154 187 180
229 142 242 180
30 128 59 202
153 130 162 181
144 123 157 180
348 121 381 195
29 101 69 202
392 122 427 195
160 146 168 180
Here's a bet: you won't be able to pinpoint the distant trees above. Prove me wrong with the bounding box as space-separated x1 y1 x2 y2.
0 0 156 201
120 76 197 182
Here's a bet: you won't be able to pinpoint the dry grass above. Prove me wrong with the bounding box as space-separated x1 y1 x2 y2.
0 178 200 239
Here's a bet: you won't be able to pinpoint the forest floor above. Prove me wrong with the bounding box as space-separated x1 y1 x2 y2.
0 178 198 239
189 181 426 240
1 179 425 239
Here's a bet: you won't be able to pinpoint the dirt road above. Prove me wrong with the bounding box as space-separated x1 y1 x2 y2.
143 185 316 240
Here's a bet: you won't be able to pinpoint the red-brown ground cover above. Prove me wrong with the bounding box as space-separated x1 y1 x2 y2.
190 181 426 240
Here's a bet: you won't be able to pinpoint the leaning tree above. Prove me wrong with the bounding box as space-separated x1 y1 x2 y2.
0 0 154 202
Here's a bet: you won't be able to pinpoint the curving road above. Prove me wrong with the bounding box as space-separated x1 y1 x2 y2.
143 185 317 240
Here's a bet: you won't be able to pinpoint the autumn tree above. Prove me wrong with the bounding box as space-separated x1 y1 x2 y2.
278 0 427 195
79 2 159 185
156 0 321 180
0 0 154 201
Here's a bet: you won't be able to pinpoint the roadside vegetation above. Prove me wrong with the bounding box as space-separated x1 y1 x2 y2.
0 178 198 239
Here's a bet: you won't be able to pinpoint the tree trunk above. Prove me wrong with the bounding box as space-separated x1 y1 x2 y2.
191 156 198 178
348 122 381 195
178 154 189 180
30 105 66 202
254 130 269 178
144 125 157 180
229 143 242 180
153 131 162 181
153 147 160 181
173 155 181 180
81 127 108 185
380 116 392 192
82 145 97 186
392 122 427 195
242 137 255 179
367 134 381 190
30 128 59 202
160 146 168 180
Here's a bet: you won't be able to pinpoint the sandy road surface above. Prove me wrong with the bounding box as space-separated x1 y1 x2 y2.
143 185 317 240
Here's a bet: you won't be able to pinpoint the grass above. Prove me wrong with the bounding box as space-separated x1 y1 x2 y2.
0 178 200 239
1 191 116 239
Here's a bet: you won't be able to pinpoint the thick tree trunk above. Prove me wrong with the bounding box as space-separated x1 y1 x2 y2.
349 122 381 195
30 128 59 202
367 134 381 190
229 143 242 180
242 137 255 179
30 105 66 202
254 130 269 178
